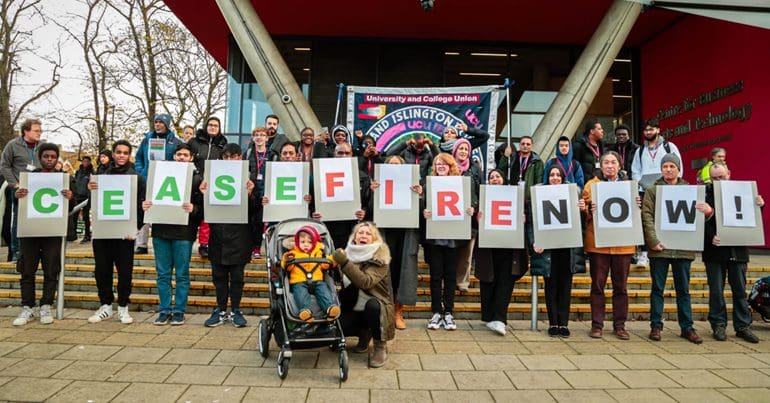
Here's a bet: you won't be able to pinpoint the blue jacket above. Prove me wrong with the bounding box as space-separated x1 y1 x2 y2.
134 130 182 178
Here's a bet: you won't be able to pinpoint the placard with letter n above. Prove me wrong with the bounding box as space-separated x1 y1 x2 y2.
92 174 138 239
714 180 764 246
426 176 471 240
654 184 705 251
204 159 249 223
373 163 419 228
592 180 643 247
478 184 524 248
531 183 582 249
144 160 194 225
18 172 70 237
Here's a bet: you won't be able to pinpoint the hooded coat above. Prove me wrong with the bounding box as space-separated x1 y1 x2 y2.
543 137 585 192
189 128 227 174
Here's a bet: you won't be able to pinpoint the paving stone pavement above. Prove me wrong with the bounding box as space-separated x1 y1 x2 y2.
0 308 768 402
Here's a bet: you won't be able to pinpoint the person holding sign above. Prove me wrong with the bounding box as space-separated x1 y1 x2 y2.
12 143 72 326
247 127 270 259
703 163 763 343
423 153 471 331
142 144 203 326
581 152 636 340
531 166 586 338
189 117 227 259
476 169 527 336
453 138 482 293
87 140 146 325
642 153 710 344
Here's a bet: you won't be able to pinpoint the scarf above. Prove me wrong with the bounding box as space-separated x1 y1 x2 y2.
452 138 471 173
439 139 456 153
344 240 382 263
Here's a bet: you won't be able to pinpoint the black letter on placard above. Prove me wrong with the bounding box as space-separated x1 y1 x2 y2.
542 199 568 225
602 197 629 223
665 200 696 224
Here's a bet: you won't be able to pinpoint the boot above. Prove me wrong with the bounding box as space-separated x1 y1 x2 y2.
369 340 387 368
394 303 407 330
354 330 371 353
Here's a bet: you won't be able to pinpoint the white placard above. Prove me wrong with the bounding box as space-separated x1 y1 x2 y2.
429 176 465 222
720 181 756 227
535 184 571 230
209 160 243 206
269 162 305 205
96 175 131 220
26 173 64 219
318 158 354 202
378 164 412 210
483 185 518 231
150 161 189 206
596 181 633 229
660 185 698 232
148 138 166 161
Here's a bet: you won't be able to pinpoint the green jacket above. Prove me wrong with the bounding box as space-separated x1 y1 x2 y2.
641 177 695 260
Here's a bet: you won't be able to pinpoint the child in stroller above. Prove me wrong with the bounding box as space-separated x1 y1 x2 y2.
281 225 341 322
749 276 770 323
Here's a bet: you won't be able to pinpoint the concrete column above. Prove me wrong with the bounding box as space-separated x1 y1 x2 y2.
215 0 321 140
533 0 641 159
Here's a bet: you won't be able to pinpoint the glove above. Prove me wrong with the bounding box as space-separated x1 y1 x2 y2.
332 248 348 266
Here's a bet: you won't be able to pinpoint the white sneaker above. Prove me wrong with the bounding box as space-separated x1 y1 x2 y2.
117 306 133 324
427 313 443 330
39 304 54 325
636 251 649 267
443 313 457 330
12 306 34 326
88 304 113 323
486 320 506 336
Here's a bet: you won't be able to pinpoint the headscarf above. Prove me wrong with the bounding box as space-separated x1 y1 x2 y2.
451 138 471 173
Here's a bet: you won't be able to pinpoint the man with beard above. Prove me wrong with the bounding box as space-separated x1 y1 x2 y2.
264 114 290 160
572 119 605 181
608 124 638 178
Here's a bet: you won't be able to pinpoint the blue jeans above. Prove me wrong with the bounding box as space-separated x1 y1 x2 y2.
152 238 193 313
291 281 335 313
650 257 693 331
705 261 752 331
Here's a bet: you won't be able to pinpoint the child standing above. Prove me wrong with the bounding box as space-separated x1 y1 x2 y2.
281 225 340 321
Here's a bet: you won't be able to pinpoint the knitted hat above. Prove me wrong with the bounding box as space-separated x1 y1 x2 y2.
154 113 172 131
661 153 681 171
294 225 320 252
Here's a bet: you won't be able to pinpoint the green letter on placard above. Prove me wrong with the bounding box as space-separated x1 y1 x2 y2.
276 177 297 201
214 175 236 200
33 188 59 213
103 190 125 215
155 176 181 202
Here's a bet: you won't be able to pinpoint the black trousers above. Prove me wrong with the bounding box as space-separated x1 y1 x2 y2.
93 239 134 306
211 263 245 311
428 244 458 314
18 237 62 307
383 228 406 298
544 249 573 327
479 249 515 323
340 298 383 341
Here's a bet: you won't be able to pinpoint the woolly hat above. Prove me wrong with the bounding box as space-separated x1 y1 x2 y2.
154 113 172 131
294 225 321 252
660 153 681 171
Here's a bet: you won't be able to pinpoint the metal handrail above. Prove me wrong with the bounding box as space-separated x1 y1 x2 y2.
57 197 90 319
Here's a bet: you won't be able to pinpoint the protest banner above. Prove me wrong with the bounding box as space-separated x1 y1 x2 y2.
426 176 471 239
91 174 138 239
263 161 310 222
592 180 644 247
144 161 194 225
313 158 360 221
478 184 525 248
18 172 69 237
373 163 419 228
531 183 582 249
204 160 249 223
714 180 765 246
654 185 705 251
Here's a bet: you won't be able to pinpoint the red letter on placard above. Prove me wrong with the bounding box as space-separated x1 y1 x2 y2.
325 172 345 198
490 200 512 225
437 191 460 216
384 179 394 205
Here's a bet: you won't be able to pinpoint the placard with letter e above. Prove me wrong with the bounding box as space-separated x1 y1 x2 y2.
373 163 419 228
592 180 643 247
313 157 360 221
714 180 764 246
654 185 705 251
531 183 582 249
204 159 249 223
144 160 194 225
263 161 310 222
18 172 70 237
478 184 525 248
91 174 138 239
426 176 471 240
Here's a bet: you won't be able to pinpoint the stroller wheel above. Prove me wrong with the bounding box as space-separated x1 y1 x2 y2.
277 350 290 379
258 319 271 358
339 349 349 382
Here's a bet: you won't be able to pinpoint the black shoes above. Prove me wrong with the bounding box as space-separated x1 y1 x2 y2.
199 245 209 258
135 247 148 254
736 329 760 344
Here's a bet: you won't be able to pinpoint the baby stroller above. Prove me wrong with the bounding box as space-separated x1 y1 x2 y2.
258 218 348 381
749 276 770 323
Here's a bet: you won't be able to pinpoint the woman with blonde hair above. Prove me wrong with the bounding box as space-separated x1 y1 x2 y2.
333 222 394 368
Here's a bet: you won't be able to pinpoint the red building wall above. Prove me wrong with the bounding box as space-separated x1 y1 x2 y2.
641 15 770 248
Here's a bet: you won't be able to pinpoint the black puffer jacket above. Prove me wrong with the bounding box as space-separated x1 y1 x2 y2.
189 129 227 174
74 165 93 199
208 193 255 266
572 134 605 181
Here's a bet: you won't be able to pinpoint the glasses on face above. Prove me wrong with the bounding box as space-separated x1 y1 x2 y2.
336 151 352 156
435 162 448 167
